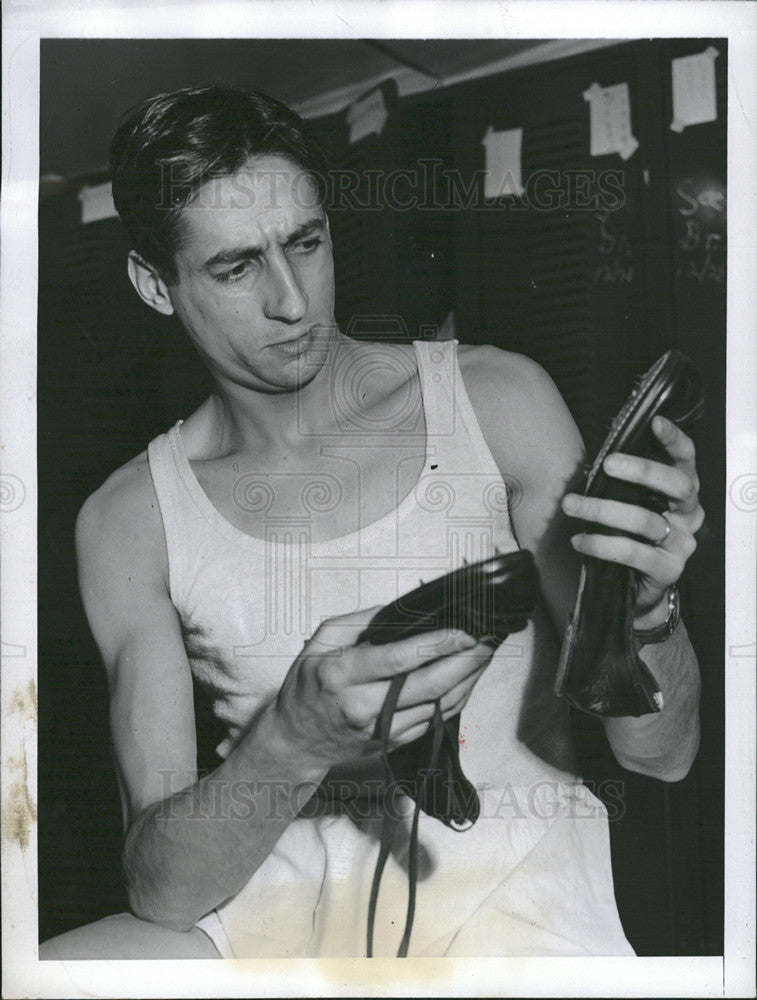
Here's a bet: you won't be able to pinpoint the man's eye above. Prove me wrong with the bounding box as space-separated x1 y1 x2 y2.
291 237 322 255
217 261 254 283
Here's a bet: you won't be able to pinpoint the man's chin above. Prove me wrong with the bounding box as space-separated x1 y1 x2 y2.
256 354 328 394
269 327 334 385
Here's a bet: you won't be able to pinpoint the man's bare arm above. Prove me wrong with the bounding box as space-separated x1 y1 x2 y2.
76 462 321 930
460 346 701 781
76 459 492 931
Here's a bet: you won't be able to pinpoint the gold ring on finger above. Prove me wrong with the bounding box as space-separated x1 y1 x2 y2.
654 512 672 547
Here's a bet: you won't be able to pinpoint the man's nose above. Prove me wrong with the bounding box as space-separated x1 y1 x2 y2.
263 255 308 323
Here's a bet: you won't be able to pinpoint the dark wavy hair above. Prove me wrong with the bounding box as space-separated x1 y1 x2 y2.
109 85 329 284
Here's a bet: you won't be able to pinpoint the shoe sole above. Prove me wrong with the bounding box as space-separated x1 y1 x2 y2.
586 349 703 513
554 349 704 716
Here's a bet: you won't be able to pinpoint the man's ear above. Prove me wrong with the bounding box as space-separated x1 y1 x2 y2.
127 251 175 316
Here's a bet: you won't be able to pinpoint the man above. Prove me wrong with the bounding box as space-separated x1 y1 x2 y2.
41 86 703 959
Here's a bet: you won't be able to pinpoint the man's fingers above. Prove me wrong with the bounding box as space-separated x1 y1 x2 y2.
305 605 385 654
562 494 673 543
652 415 698 475
394 643 493 708
355 641 490 713
389 706 436 747
601 451 695 506
307 612 478 684
314 634 487 740
387 665 488 746
350 628 478 682
597 416 700 516
570 530 688 583
439 664 489 715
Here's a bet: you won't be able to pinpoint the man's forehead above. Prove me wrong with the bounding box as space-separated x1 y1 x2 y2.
175 157 324 257
188 155 320 215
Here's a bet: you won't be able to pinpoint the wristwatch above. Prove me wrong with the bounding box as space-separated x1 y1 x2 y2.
633 585 680 645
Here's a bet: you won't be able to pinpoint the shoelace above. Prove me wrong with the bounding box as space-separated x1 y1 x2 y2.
366 673 444 958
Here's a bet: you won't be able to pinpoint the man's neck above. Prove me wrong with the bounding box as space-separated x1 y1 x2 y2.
209 332 353 457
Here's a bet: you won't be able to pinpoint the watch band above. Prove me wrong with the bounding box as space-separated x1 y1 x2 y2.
633 585 680 645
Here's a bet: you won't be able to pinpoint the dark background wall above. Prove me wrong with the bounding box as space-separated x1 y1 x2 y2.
38 38 725 954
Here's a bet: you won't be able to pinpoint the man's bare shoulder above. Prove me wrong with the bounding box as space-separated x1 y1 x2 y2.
457 343 556 404
75 449 164 566
74 446 177 666
456 344 584 475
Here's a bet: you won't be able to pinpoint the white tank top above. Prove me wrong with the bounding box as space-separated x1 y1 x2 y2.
146 339 632 958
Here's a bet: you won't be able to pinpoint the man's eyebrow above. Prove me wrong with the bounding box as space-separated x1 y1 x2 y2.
202 218 326 271
281 217 326 248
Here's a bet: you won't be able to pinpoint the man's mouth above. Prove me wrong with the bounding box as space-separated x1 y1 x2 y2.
269 328 314 356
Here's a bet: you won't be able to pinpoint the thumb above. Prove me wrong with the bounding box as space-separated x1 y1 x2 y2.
307 605 384 653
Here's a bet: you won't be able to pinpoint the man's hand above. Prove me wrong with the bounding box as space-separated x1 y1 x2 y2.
272 607 494 769
458 346 702 780
561 415 705 625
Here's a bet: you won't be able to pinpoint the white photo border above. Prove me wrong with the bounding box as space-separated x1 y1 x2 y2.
2 1 755 997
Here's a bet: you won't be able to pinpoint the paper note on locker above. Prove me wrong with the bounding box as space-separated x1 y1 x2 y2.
482 126 524 198
78 181 117 224
670 47 719 132
347 87 388 144
583 82 639 161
